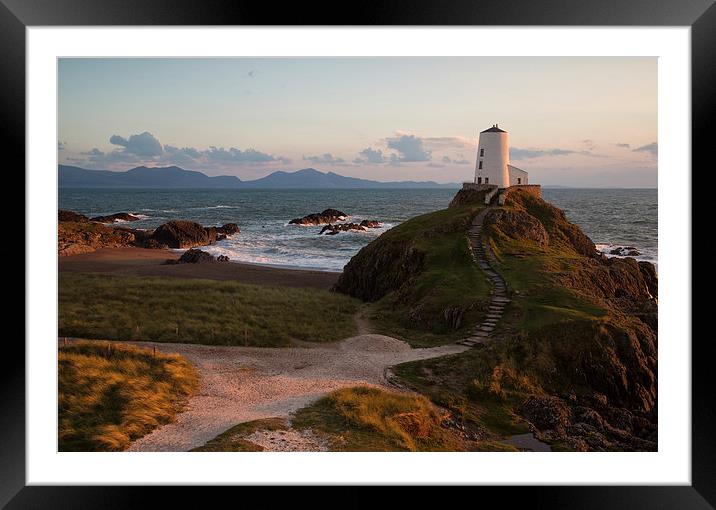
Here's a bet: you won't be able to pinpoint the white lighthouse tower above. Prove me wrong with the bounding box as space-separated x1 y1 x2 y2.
474 124 511 188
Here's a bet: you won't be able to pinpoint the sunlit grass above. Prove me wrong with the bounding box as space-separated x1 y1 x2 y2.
59 273 361 347
58 340 199 451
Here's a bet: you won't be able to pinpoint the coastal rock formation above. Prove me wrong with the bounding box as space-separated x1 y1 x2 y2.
58 221 137 256
289 209 347 226
57 210 240 255
59 210 89 223
609 246 641 257
483 208 549 246
151 220 218 249
165 249 230 264
318 220 381 235
90 212 141 223
216 223 240 235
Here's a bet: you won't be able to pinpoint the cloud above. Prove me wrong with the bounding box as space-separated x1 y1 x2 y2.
354 147 385 165
205 146 283 164
442 154 470 165
427 162 446 168
581 139 596 150
510 147 603 160
615 142 631 149
303 153 347 165
68 131 288 170
81 148 105 157
633 142 658 156
386 134 431 162
423 136 474 151
109 131 164 157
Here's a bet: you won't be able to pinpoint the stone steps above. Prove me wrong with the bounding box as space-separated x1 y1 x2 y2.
458 206 511 348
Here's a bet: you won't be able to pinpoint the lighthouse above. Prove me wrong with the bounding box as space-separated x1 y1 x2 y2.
474 124 510 187
462 124 537 204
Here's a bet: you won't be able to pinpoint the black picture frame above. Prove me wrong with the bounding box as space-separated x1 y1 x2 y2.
5 0 710 505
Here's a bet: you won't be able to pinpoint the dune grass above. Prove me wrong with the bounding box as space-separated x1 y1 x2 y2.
291 386 465 451
59 273 361 347
58 340 198 451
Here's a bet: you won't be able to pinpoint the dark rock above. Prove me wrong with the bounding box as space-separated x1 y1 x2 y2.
519 396 572 435
216 223 240 235
173 248 220 264
359 220 381 228
59 210 90 223
609 246 641 257
90 212 141 223
289 208 347 226
318 222 374 235
151 220 216 249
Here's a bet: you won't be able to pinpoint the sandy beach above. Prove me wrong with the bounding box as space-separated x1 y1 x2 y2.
58 247 341 290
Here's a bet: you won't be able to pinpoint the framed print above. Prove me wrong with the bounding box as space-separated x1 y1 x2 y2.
6 0 712 505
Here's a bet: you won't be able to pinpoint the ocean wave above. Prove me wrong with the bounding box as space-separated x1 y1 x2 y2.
596 243 658 269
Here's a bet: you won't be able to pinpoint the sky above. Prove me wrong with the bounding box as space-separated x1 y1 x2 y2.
58 57 657 187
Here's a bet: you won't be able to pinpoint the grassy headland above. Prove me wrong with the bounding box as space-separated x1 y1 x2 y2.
335 198 490 346
59 341 198 451
59 273 360 347
338 189 659 451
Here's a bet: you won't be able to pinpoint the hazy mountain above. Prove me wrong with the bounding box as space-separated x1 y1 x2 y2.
58 165 459 189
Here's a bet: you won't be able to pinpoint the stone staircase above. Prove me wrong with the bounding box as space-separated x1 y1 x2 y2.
458 207 510 347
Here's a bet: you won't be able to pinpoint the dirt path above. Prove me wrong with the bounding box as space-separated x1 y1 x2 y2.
127 335 467 452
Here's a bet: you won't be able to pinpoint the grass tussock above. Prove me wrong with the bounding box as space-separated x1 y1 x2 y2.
59 340 198 451
59 273 361 347
292 386 463 451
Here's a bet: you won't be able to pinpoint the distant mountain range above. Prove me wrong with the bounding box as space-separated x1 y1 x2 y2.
58 165 460 189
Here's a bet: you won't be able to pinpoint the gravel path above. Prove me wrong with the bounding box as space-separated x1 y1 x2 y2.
127 335 467 452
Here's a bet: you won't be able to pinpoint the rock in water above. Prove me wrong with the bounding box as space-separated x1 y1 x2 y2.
151 220 216 249
58 210 89 223
90 212 141 223
216 223 240 235
289 208 347 225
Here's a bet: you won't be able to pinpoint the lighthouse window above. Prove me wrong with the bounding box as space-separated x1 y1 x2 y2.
478 161 483 169
517 178 522 184
477 177 482 184
480 149 484 157
485 177 489 184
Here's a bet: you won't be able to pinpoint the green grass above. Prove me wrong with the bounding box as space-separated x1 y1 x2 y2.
291 386 465 451
59 340 198 451
59 273 361 347
191 418 288 452
363 204 491 346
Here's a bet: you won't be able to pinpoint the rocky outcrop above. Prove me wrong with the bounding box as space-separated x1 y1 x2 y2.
151 221 217 249
58 221 136 256
90 212 141 223
609 246 640 256
484 208 549 246
289 209 347 226
165 249 230 264
216 223 240 235
519 393 657 451
318 221 381 235
59 210 89 223
335 240 425 302
58 210 240 255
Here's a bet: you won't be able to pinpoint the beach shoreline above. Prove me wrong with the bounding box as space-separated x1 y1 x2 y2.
58 246 341 290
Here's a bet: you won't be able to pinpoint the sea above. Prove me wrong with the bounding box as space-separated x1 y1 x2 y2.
58 188 658 272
